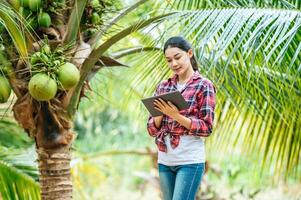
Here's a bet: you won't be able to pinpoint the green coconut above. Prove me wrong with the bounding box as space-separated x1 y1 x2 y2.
38 12 51 28
41 44 51 55
0 76 11 103
28 0 41 11
28 73 57 101
91 0 100 8
91 12 101 24
57 62 80 90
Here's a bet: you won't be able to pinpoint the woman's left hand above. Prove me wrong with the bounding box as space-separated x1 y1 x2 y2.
153 98 179 118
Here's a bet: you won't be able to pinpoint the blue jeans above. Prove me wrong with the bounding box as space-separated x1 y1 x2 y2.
158 163 205 200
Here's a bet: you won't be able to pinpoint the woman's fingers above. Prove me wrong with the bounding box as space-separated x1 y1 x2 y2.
154 98 165 108
158 98 169 106
167 101 177 110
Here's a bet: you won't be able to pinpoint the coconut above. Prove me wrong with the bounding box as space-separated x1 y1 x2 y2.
0 76 11 103
91 0 100 8
38 12 51 28
28 73 57 101
57 62 80 90
91 13 101 24
28 0 41 11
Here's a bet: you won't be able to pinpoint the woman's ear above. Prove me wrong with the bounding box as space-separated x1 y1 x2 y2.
187 49 193 58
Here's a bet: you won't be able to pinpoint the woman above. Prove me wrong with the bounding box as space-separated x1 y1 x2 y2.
146 36 216 200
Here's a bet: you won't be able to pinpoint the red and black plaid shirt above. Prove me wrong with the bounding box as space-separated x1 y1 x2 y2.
147 71 216 152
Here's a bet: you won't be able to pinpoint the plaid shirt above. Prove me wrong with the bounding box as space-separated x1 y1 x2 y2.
147 71 216 152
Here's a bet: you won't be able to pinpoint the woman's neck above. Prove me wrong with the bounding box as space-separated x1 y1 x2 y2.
177 68 194 84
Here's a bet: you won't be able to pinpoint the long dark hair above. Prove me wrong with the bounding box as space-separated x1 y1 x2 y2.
163 36 199 71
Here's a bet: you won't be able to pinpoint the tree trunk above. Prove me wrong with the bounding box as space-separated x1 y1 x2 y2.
37 147 72 200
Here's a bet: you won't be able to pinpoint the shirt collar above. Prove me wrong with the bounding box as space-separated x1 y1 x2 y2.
169 71 202 86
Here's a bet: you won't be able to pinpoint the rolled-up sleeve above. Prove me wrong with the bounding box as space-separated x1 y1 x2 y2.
188 82 216 137
147 116 161 137
146 84 162 137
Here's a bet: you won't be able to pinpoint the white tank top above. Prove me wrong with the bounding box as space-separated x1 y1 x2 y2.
157 82 206 166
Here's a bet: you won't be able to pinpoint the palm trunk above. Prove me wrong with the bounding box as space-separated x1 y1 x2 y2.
37 147 72 200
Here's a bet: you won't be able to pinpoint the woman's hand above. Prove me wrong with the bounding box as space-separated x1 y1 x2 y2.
153 98 179 118
154 98 192 130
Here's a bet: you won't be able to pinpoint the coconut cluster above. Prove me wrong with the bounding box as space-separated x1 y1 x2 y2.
9 0 52 29
28 44 80 101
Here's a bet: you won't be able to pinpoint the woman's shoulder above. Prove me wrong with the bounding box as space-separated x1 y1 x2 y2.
196 75 216 93
201 77 214 87
193 73 213 86
154 79 172 94
157 79 170 88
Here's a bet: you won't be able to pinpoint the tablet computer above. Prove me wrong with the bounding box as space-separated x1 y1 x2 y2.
141 91 189 117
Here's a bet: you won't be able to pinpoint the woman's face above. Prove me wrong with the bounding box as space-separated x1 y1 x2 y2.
165 47 193 76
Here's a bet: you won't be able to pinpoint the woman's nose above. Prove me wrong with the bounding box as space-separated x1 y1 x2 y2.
171 60 178 67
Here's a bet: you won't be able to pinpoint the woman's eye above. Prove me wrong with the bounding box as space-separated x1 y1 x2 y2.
175 56 181 60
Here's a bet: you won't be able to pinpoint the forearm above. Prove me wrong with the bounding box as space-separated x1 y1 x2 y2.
172 113 192 130
154 116 163 128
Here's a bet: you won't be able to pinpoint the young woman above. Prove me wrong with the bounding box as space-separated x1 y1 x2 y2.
147 36 216 200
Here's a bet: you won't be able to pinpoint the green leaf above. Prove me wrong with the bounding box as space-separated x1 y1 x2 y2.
0 146 40 200
67 12 176 117
64 0 88 45
122 7 301 180
0 3 28 58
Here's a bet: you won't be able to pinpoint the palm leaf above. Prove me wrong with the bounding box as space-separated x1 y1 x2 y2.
0 3 28 58
162 0 301 9
123 8 301 179
0 146 40 200
67 12 176 117
88 0 150 47
64 0 88 45
0 119 33 148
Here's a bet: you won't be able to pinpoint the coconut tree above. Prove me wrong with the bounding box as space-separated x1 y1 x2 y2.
0 0 173 199
0 0 300 199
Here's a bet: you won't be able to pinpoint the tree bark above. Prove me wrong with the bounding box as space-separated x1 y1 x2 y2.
37 147 72 200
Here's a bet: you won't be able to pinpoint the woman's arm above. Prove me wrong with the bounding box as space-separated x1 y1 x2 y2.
153 98 192 129
146 84 165 137
172 114 192 130
153 82 216 137
154 99 191 130
154 115 164 128
187 82 216 137
147 115 164 137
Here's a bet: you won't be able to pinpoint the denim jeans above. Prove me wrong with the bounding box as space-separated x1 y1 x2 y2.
158 163 205 200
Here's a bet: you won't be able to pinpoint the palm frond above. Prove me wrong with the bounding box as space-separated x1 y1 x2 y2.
64 0 88 45
0 146 40 200
0 3 28 58
88 0 149 46
162 0 301 9
125 8 301 179
67 12 176 117
0 119 33 148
